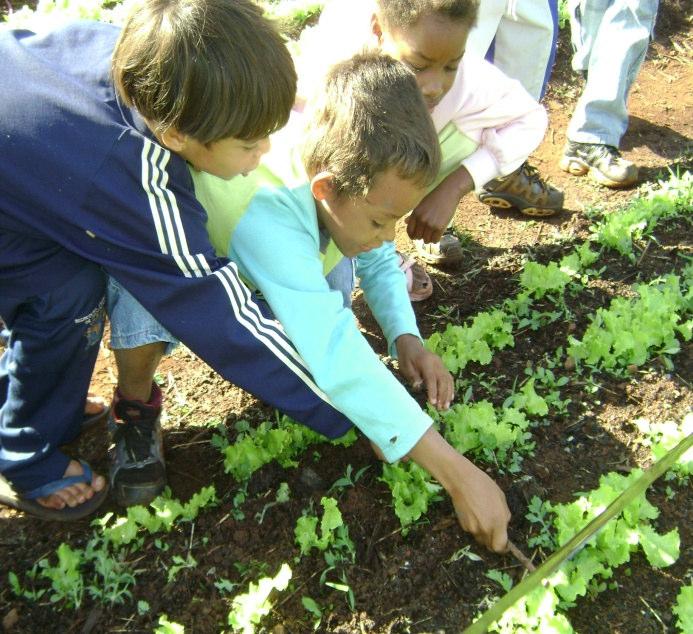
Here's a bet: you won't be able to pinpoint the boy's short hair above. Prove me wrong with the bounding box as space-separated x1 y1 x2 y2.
376 0 478 30
302 53 441 198
112 0 297 144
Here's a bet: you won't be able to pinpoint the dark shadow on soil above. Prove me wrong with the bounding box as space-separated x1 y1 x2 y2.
622 115 693 160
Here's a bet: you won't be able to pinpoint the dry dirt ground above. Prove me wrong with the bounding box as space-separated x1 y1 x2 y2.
1 4 691 633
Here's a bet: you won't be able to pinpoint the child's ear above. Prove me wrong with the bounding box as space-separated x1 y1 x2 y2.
158 126 188 152
371 12 383 43
310 171 337 202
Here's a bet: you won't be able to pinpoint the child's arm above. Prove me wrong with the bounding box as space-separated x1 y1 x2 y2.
228 187 433 462
408 427 510 552
230 198 508 550
395 334 453 410
356 242 453 410
447 54 548 189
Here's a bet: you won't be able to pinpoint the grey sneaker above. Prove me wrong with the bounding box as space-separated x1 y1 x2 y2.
478 162 564 217
559 141 639 188
108 383 166 507
414 229 464 265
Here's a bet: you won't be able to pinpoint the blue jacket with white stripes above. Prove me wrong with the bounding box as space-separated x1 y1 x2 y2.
0 22 352 438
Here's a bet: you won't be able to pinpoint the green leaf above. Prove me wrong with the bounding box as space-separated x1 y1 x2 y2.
485 569 513 592
673 585 692 634
154 614 186 634
637 525 680 568
301 595 322 618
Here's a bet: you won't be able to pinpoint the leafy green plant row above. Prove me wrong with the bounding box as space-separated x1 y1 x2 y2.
4 0 326 40
8 486 216 610
428 172 692 379
426 241 600 375
567 268 692 374
590 170 692 262
381 380 550 531
488 467 682 632
259 0 324 37
222 496 354 633
215 415 355 482
635 412 692 484
3 0 130 28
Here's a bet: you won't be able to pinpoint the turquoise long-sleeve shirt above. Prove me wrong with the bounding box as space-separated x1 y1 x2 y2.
192 124 433 462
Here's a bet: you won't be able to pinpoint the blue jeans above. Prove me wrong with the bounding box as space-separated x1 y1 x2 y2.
467 0 559 100
107 278 178 353
106 258 355 352
566 0 659 147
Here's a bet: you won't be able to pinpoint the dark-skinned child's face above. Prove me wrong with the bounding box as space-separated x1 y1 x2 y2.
374 13 470 111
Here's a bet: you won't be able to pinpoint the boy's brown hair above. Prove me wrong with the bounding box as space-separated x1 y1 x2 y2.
302 52 441 198
112 0 296 144
376 0 478 30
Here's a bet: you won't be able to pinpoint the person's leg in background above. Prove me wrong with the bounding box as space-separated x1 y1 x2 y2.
467 0 564 218
490 0 559 100
466 0 558 101
464 0 505 67
561 0 659 186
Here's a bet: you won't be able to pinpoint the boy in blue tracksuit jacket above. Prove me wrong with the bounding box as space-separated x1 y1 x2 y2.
0 0 352 520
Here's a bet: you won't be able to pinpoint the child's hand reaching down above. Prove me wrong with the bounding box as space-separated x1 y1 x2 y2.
396 334 453 410
408 428 511 553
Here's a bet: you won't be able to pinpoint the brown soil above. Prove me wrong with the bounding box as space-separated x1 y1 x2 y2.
1 5 692 633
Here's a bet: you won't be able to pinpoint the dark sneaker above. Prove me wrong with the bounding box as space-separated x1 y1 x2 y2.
414 229 465 265
108 383 166 507
559 141 639 188
478 162 564 217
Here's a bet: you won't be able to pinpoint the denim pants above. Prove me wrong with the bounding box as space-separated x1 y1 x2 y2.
566 0 659 147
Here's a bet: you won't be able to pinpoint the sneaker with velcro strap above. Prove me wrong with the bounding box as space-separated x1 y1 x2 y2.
108 382 166 507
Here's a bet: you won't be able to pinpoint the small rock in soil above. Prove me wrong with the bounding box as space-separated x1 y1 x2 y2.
297 466 324 492
2 608 19 631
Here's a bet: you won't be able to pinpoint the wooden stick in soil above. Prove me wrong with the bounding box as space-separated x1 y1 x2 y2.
507 540 536 573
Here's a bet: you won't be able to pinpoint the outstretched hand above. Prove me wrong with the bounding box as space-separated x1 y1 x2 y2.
396 334 453 410
448 459 511 553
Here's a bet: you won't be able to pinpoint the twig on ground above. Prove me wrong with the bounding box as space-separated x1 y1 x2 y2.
636 240 651 266
507 540 536 573
639 596 667 633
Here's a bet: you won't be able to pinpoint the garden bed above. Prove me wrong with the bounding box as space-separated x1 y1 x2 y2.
1 2 691 632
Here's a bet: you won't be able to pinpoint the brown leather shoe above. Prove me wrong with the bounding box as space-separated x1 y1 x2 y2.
478 162 564 217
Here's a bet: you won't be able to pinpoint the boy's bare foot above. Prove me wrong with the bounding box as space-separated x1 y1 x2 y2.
37 460 106 510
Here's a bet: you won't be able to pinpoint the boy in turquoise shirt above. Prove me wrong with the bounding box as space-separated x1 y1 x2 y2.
193 53 511 552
